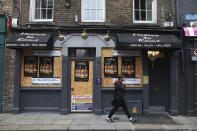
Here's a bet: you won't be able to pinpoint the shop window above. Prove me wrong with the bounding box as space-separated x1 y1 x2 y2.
133 0 157 23
29 0 54 22
75 61 89 82
24 56 38 77
82 0 105 22
121 57 135 78
104 57 118 78
24 56 54 78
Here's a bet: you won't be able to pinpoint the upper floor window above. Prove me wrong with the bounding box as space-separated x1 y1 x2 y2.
29 0 54 22
133 0 157 23
82 0 105 22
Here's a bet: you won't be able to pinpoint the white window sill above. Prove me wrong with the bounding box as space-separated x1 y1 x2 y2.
30 19 53 22
81 20 105 23
133 21 157 24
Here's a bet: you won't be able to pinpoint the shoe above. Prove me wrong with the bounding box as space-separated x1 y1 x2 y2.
129 117 135 122
106 117 114 122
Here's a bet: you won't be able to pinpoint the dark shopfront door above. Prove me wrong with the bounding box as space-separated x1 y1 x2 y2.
149 54 170 111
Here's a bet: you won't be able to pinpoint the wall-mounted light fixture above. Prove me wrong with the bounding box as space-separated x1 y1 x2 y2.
81 28 88 39
58 30 65 41
148 51 160 61
65 0 70 7
104 30 110 42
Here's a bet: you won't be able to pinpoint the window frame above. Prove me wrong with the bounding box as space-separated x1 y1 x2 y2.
29 0 54 22
133 0 157 24
81 0 106 22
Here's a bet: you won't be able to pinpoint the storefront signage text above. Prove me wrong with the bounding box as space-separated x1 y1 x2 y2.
6 43 47 48
130 43 172 48
113 50 141 56
32 78 60 85
33 50 60 57
133 33 160 43
113 78 141 85
17 33 47 42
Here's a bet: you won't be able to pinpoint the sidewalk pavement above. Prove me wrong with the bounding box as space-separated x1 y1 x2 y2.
0 112 197 131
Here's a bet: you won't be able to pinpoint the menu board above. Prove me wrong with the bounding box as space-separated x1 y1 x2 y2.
104 57 118 78
24 56 38 77
122 57 135 78
75 61 89 82
39 57 53 78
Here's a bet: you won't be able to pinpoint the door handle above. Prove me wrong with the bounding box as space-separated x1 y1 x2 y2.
71 88 74 91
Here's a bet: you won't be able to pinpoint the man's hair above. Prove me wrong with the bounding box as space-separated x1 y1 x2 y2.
118 75 124 80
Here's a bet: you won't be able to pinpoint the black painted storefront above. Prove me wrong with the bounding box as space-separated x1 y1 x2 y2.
7 28 182 116
181 37 197 116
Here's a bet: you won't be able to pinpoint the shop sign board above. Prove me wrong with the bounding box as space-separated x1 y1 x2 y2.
185 14 197 21
113 50 140 56
6 32 52 48
192 48 197 61
113 78 141 85
32 78 60 85
33 50 60 57
71 96 92 111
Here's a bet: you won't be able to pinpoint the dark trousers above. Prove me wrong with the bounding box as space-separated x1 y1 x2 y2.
108 99 131 118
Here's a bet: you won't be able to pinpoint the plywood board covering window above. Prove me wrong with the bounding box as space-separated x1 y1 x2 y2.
21 48 62 87
102 48 143 87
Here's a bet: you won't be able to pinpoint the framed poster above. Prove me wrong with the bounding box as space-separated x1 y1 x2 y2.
24 56 38 77
39 57 54 78
104 57 118 78
121 57 135 78
75 61 89 82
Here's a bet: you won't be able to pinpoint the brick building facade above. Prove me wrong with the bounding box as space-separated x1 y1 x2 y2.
1 0 15 112
2 0 182 115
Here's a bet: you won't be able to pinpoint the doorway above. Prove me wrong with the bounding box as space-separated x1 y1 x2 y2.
70 60 93 112
149 53 170 111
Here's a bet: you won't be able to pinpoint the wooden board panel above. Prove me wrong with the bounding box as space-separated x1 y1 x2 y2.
21 48 62 87
101 48 115 87
71 60 93 96
71 60 93 112
102 48 143 87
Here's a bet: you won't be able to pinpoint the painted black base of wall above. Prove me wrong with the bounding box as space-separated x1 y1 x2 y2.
102 88 143 115
20 89 61 113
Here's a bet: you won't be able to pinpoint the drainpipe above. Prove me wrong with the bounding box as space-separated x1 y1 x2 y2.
0 14 7 113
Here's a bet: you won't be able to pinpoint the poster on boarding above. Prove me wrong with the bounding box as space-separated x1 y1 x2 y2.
71 96 92 112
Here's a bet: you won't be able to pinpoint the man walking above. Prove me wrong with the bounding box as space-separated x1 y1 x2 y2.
106 75 135 122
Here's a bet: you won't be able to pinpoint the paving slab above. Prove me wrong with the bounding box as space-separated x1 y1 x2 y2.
15 119 36 125
69 124 90 130
18 124 69 130
53 119 72 125
133 124 166 130
33 119 55 125
72 119 91 125
0 125 20 131
89 124 116 130
115 123 135 130
163 124 191 131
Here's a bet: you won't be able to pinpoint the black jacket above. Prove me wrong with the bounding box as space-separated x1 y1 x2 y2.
114 80 126 100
